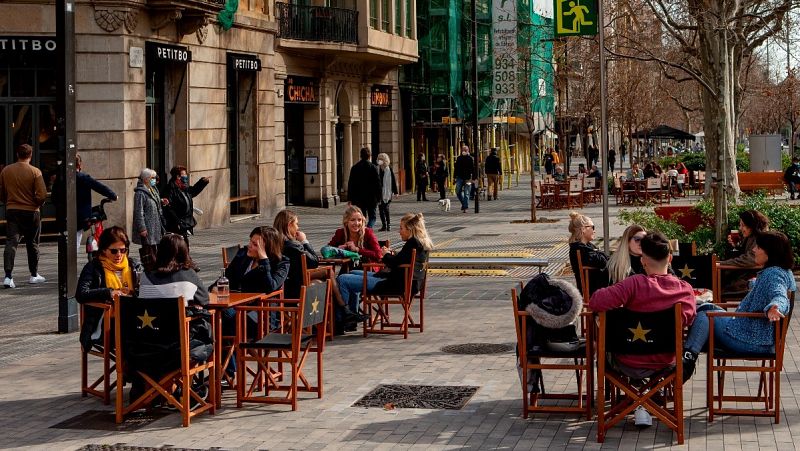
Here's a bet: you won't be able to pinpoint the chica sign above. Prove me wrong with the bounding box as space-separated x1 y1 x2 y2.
286 77 319 105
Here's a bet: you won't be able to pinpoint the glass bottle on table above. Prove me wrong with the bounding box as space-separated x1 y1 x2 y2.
216 268 229 301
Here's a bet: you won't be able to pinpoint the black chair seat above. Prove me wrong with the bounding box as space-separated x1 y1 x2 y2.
241 333 313 349
713 348 775 360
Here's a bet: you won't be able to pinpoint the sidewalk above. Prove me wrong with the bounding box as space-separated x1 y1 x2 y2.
0 171 798 450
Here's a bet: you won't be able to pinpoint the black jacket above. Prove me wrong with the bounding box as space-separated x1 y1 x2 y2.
373 237 429 295
347 159 381 208
784 163 800 182
76 171 117 230
454 154 474 180
415 159 429 179
433 161 448 180
164 177 209 234
76 258 142 352
568 241 608 295
485 153 502 175
225 248 290 295
282 239 319 299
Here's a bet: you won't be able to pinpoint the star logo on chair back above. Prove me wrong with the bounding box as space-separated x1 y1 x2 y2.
138 309 157 329
679 264 695 279
310 296 320 315
628 322 651 342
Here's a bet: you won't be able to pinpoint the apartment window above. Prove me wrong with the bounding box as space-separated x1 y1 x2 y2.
406 0 412 36
370 0 378 28
395 0 402 35
381 0 390 31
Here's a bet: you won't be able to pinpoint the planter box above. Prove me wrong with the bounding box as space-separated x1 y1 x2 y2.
654 206 706 233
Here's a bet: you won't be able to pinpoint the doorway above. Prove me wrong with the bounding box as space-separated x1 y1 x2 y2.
285 105 305 206
145 56 188 187
227 66 259 215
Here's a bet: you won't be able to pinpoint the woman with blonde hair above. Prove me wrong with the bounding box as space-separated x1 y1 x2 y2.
376 152 398 231
327 205 382 263
606 224 646 284
336 212 432 334
567 212 608 295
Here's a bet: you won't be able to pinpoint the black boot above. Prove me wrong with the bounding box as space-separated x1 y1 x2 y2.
682 350 698 383
386 224 391 231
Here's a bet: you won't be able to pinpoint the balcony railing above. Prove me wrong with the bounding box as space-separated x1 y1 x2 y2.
276 2 358 45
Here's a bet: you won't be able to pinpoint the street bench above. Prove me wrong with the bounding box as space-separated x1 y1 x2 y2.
737 171 785 195
427 256 549 273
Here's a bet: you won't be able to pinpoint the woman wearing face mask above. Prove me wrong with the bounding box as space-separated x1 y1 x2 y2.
606 225 647 284
376 153 398 231
163 165 210 244
132 168 167 268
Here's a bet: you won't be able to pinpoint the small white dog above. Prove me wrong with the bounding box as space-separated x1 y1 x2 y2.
438 198 451 211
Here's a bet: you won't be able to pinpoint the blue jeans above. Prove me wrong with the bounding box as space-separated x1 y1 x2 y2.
455 177 470 210
684 304 774 354
336 270 382 314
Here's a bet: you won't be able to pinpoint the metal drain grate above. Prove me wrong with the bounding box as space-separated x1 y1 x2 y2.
440 343 514 354
50 410 169 432
353 384 479 409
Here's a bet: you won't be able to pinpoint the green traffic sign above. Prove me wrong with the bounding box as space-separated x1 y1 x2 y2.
554 0 598 36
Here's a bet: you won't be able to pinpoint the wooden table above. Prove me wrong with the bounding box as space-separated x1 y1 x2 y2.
206 291 277 407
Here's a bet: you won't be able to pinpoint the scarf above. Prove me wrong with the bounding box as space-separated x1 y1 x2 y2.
99 254 133 291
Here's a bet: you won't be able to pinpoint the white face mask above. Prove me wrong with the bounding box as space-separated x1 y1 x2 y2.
378 160 385 166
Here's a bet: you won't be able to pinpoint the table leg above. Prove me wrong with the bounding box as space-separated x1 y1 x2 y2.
214 311 223 408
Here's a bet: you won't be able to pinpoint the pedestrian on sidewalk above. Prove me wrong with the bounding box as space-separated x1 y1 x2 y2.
0 144 48 288
454 145 475 212
608 147 616 173
415 152 429 201
347 147 381 229
163 165 210 245
485 148 502 201
433 153 448 200
376 153 398 231
132 168 167 270
620 142 627 165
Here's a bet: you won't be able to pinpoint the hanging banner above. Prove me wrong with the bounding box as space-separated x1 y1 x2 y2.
492 0 517 100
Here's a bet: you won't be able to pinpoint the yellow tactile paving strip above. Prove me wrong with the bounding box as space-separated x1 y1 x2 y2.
428 269 509 277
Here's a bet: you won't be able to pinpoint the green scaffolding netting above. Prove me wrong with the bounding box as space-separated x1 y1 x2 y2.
402 0 554 124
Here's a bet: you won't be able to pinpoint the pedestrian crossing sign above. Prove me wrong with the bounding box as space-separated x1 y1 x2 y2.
554 0 598 36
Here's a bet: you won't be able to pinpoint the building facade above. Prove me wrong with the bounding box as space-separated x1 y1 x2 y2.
0 0 416 234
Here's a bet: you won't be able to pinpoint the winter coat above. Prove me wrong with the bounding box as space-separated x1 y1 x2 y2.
282 239 320 299
372 237 429 296
415 159 429 181
76 171 117 230
347 159 382 209
163 177 209 234
454 154 474 180
568 241 609 296
380 166 398 203
484 153 502 175
76 257 142 352
132 180 165 246
433 161 448 181
225 248 290 295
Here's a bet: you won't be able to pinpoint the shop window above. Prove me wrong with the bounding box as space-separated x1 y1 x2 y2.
10 69 35 97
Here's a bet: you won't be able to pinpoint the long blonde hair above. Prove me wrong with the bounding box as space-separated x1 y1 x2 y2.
400 212 434 251
568 212 593 243
607 224 645 284
342 205 365 248
273 209 298 241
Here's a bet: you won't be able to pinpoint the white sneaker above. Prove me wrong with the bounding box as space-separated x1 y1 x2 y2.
634 405 653 427
3 277 14 288
29 274 46 284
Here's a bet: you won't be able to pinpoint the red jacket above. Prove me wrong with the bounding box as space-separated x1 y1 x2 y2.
327 227 382 263
590 273 696 369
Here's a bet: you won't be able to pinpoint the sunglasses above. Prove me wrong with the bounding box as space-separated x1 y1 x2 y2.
585 225 595 230
631 236 643 242
107 247 128 255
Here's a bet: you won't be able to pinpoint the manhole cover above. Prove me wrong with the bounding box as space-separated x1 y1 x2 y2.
50 410 169 432
441 343 514 354
353 384 479 409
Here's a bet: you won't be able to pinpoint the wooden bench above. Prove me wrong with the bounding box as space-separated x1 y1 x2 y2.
737 172 785 195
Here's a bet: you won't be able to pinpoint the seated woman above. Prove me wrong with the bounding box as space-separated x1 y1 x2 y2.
606 224 646 285
328 206 383 264
275 209 363 327
225 226 290 295
335 212 433 334
77 226 140 352
683 231 796 381
719 210 769 295
568 212 609 296
139 233 209 306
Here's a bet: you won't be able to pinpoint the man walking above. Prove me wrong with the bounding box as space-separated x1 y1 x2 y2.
0 144 48 288
415 152 429 201
484 147 502 201
347 147 381 228
454 145 475 213
784 157 800 200
608 147 616 173
75 154 117 251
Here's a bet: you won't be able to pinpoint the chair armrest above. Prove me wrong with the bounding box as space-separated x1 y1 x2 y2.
83 301 113 310
714 302 741 309
715 264 762 271
362 263 384 271
263 289 283 299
